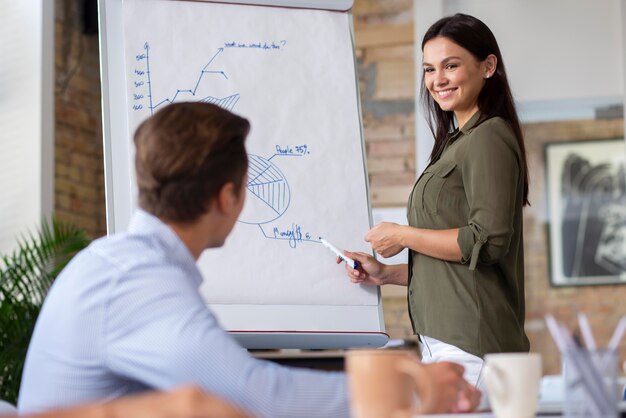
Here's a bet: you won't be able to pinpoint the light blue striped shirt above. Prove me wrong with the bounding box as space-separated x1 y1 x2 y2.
18 210 349 417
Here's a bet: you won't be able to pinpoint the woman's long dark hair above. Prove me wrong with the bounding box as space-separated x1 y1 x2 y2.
420 13 529 205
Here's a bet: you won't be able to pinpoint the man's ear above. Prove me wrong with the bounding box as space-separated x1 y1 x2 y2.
215 182 238 215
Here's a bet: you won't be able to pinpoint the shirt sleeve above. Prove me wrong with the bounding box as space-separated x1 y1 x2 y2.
457 118 521 270
103 264 350 418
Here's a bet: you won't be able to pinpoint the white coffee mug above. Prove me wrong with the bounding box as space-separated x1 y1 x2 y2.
483 352 542 418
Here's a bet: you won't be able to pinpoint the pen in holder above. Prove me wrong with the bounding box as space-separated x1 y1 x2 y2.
563 348 618 418
545 314 626 418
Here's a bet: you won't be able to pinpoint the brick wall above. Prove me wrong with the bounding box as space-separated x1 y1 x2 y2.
54 0 106 239
352 0 419 344
523 118 626 374
352 0 416 208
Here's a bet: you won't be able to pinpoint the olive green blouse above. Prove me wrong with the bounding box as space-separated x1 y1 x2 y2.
407 111 529 358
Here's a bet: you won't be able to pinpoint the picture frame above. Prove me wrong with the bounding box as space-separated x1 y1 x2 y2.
545 139 626 286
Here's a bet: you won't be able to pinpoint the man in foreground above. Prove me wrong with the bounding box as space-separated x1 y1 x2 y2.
19 102 479 417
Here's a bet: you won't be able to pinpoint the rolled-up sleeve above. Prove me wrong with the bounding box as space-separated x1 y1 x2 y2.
457 120 520 270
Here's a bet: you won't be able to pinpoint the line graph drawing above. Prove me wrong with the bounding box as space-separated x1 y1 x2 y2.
132 42 240 115
130 41 321 249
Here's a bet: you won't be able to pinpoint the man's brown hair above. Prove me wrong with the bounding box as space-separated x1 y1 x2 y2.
134 102 249 223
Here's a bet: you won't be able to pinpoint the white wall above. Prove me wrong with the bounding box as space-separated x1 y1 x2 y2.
442 0 623 103
0 1 53 256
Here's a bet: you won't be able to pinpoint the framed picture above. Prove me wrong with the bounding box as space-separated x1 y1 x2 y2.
545 139 626 286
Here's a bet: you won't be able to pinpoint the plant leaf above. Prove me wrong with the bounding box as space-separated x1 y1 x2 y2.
0 219 90 404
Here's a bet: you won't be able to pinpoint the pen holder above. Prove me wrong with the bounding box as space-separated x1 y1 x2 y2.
563 348 619 418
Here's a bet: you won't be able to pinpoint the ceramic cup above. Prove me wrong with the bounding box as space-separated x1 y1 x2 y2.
345 349 431 418
483 352 542 418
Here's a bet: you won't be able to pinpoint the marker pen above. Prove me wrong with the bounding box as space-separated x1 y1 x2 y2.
319 238 359 269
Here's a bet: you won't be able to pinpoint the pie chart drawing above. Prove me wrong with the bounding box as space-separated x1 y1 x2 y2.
238 154 291 225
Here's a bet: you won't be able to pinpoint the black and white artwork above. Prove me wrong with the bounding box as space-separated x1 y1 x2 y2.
545 139 626 286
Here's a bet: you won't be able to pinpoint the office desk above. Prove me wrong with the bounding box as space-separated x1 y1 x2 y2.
251 349 345 371
420 414 539 418
249 339 417 370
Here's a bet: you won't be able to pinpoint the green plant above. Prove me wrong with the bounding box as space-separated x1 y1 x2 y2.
0 220 90 405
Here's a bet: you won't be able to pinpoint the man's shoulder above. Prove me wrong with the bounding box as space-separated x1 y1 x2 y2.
88 232 168 272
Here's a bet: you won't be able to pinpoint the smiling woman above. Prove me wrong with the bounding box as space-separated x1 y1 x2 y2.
410 12 529 380
341 13 530 389
422 37 496 128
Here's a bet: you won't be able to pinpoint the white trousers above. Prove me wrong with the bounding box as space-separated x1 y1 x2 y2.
419 335 484 388
419 335 490 410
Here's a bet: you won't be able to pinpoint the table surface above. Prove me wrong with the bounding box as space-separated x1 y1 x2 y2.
418 400 626 417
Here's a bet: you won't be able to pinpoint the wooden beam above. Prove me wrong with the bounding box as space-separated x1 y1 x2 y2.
355 23 414 48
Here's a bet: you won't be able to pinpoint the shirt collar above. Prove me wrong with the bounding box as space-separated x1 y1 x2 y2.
128 209 201 286
459 110 482 135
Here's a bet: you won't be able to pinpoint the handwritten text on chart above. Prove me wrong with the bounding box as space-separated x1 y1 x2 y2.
224 40 287 50
273 223 313 248
275 144 310 156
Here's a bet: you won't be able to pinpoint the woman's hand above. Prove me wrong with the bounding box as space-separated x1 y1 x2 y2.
337 251 387 286
364 222 405 258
